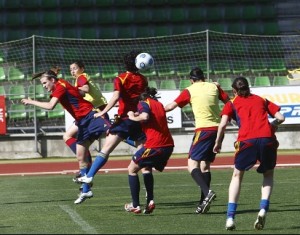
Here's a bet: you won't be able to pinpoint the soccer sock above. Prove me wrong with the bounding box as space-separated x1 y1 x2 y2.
259 199 270 212
86 152 108 178
129 175 140 208
227 203 238 219
66 137 92 165
191 168 209 198
201 171 211 202
143 172 154 204
80 167 91 193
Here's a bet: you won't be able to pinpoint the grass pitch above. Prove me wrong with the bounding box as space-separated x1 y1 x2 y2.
0 167 299 234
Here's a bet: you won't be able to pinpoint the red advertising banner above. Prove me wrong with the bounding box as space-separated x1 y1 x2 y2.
0 96 6 135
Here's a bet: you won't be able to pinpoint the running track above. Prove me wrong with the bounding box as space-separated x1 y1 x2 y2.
0 154 300 176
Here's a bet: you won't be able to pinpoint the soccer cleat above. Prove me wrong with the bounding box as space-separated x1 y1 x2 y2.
254 209 266 230
225 218 236 230
72 172 82 184
196 190 216 214
75 175 93 184
143 200 155 214
124 203 141 214
74 191 93 204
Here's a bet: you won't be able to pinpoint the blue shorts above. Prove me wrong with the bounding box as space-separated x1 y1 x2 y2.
76 111 111 144
133 146 174 172
109 118 146 142
234 137 279 173
188 130 217 162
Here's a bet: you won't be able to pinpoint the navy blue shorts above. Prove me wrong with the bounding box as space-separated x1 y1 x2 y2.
188 130 217 163
133 146 174 172
76 111 111 144
109 118 146 142
234 137 279 173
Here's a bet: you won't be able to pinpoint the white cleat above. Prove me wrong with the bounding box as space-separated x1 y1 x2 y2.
254 209 266 230
74 191 93 204
77 175 93 184
225 218 236 231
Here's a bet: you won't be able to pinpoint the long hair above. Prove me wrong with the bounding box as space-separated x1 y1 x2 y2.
139 87 160 101
32 66 61 80
231 76 250 97
124 50 141 72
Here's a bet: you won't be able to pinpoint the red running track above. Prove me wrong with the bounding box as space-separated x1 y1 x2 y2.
0 154 300 176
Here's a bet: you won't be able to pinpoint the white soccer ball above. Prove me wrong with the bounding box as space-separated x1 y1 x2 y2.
135 53 154 70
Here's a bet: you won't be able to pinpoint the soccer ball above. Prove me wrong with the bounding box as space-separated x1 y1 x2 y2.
135 53 154 70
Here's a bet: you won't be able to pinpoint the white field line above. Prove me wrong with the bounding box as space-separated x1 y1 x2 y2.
0 163 299 176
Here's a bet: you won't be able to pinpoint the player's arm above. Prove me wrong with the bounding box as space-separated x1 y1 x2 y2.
21 97 59 110
164 101 178 112
213 114 229 153
165 89 190 112
78 84 89 95
127 111 149 122
94 90 120 118
271 111 285 132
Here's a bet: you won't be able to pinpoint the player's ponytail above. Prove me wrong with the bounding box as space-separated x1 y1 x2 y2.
232 76 250 97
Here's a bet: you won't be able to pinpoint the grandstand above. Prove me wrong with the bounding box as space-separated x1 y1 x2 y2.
0 0 300 158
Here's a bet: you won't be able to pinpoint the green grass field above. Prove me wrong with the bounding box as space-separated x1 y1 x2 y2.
0 167 299 234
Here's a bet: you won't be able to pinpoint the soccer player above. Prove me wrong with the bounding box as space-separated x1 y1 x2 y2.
213 76 285 231
76 50 148 191
20 68 111 204
124 87 174 214
63 60 108 183
164 67 229 214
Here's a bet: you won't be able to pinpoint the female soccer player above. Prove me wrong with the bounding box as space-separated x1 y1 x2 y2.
63 60 108 182
164 67 229 214
124 87 174 214
213 76 285 231
21 68 111 204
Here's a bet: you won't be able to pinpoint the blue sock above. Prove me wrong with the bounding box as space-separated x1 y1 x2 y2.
227 203 238 219
143 172 154 203
87 153 108 178
260 199 269 212
129 175 140 208
80 167 91 193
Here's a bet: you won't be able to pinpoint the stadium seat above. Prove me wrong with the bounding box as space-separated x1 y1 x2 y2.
227 22 244 34
87 65 101 80
187 7 206 22
268 58 286 73
95 0 114 7
181 105 193 120
101 64 119 80
62 28 79 39
217 78 232 91
8 85 26 101
41 0 59 8
159 80 177 90
47 103 65 119
178 79 191 90
80 27 99 39
41 11 61 26
253 76 271 87
5 12 23 27
224 5 241 21
22 0 41 8
0 85 6 96
244 22 262 35
206 6 224 22
76 0 95 8
97 10 115 25
28 107 47 119
61 10 78 26
250 58 268 74
140 69 157 79
231 59 250 75
153 25 172 37
209 23 227 33
8 67 26 82
102 82 114 92
117 26 135 39
228 41 247 56
157 63 176 78
242 5 259 20
23 11 40 26
135 25 154 38
262 21 280 35
0 67 6 82
213 61 231 75
172 24 190 35
272 76 289 86
27 84 47 99
8 104 27 120
115 9 133 24
133 8 152 23
99 26 117 39
150 8 170 23
147 80 158 89
260 5 277 19
169 7 186 22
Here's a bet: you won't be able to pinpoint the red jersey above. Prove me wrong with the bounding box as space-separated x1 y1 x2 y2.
222 94 281 141
50 79 93 121
137 98 174 148
114 71 148 118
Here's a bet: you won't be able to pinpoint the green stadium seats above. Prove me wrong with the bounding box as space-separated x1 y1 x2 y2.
113 0 132 6
76 0 95 8
151 8 170 23
99 26 117 39
8 104 27 120
228 41 247 56
87 65 101 79
8 85 26 100
250 58 268 74
149 0 167 6
206 6 224 22
272 76 289 86
169 7 186 22
224 5 242 21
217 77 232 91
5 12 23 27
227 22 244 34
102 82 114 92
244 22 262 35
22 0 40 8
253 76 271 87
181 105 193 120
176 64 191 77
140 69 157 79
178 79 191 90
95 0 114 7
231 59 250 74
242 5 259 20
59 0 76 8
79 10 97 25
97 10 115 24
24 12 40 26
80 27 98 39
268 58 286 73
157 63 176 78
213 61 231 75
115 9 133 24
62 28 79 39
159 80 177 90
28 107 47 119
187 7 207 22
117 26 135 39
135 26 154 38
101 64 119 80
27 84 47 99
61 10 78 26
47 103 65 119
41 11 61 26
172 24 190 35
260 5 277 19
4 0 21 9
133 9 152 23
41 0 59 8
8 67 26 82
0 67 6 82
153 25 172 37
0 85 6 96
147 80 158 89
262 21 280 35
